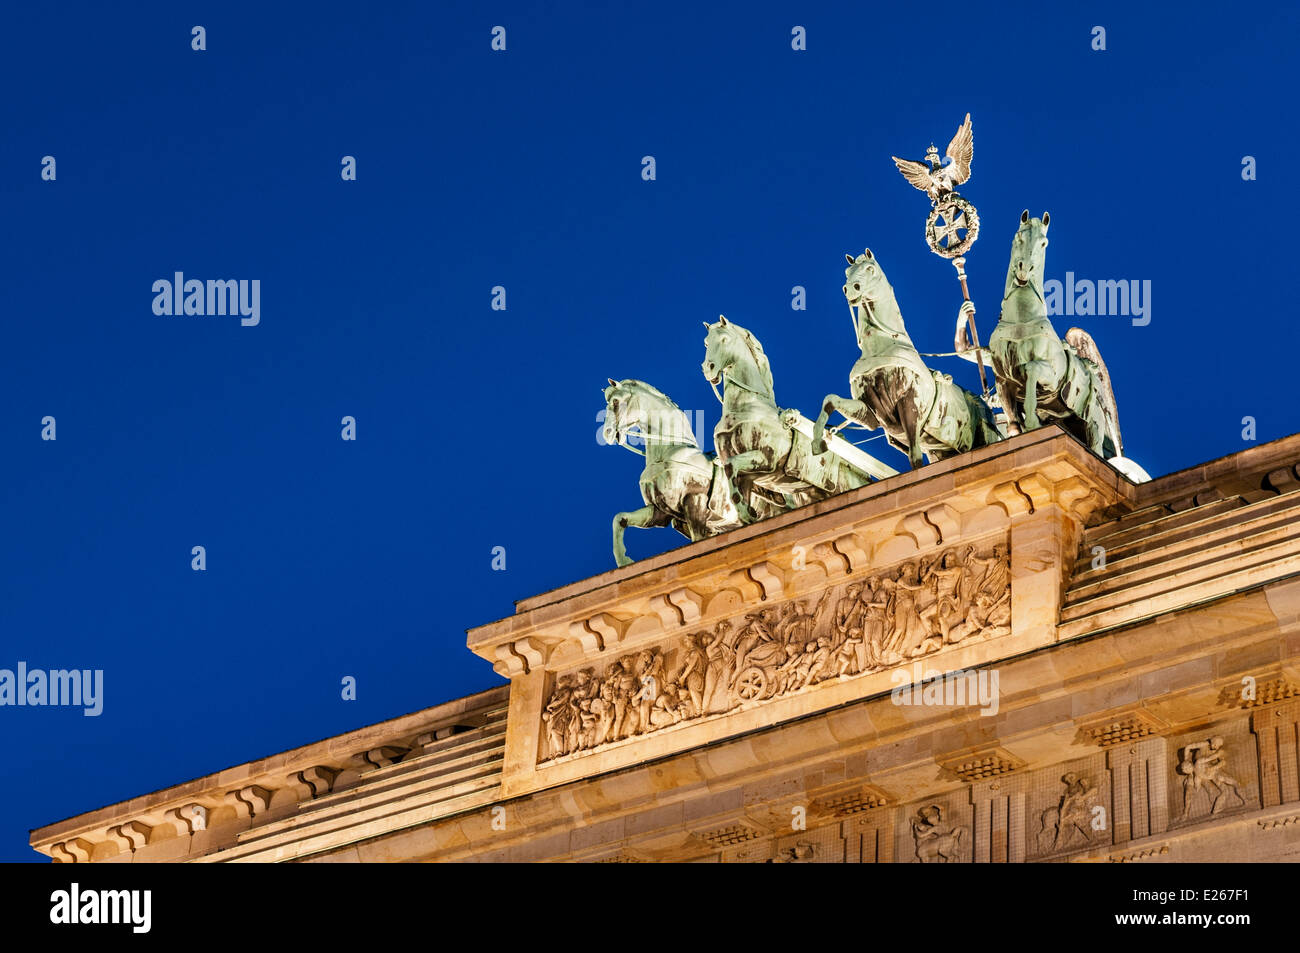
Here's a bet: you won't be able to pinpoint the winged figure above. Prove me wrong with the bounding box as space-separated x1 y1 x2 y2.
891 113 974 202
1064 327 1122 456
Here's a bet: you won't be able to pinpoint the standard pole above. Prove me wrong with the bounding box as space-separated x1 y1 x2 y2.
952 255 990 396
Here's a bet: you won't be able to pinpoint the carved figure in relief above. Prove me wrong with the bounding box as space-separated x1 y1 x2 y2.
833 582 867 676
859 577 892 668
578 699 597 749
596 682 616 747
889 562 930 658
834 582 866 638
542 674 575 757
834 638 863 677
633 649 664 736
733 611 778 677
1179 737 1246 818
702 620 736 714
807 637 834 684
972 544 1011 601
612 658 639 740
967 590 1011 640
1038 772 1097 852
790 642 820 692
567 670 594 753
678 634 707 718
776 592 826 649
649 680 684 728
926 550 967 644
912 805 967 863
956 544 1011 641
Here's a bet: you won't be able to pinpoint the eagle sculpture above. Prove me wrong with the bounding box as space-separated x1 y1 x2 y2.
892 113 974 202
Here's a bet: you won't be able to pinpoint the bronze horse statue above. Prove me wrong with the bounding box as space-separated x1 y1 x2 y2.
603 378 742 567
702 316 871 524
987 212 1121 458
812 249 1001 468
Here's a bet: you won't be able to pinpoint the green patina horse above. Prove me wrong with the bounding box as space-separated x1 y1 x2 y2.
812 249 1001 469
702 316 871 524
603 378 743 567
988 212 1121 458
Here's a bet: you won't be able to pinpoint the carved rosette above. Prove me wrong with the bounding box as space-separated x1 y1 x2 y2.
538 541 1011 762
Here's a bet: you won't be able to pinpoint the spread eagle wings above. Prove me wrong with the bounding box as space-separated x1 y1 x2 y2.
891 113 974 193
944 112 973 185
891 156 934 193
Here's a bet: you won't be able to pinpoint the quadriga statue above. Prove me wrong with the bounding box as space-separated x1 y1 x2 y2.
812 249 1001 468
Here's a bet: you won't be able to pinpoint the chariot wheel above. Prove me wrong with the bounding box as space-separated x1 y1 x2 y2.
925 194 980 259
735 666 768 701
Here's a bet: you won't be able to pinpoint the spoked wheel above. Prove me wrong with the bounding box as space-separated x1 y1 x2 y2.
735 666 768 701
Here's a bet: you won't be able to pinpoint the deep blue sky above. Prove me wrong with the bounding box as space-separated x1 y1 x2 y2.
2 2 1296 860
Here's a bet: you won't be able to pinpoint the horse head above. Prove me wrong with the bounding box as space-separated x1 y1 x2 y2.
1004 210 1051 302
701 315 775 398
603 378 696 448
843 249 908 339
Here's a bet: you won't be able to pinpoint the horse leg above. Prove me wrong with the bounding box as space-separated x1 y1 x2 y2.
813 394 874 455
612 505 669 568
1020 360 1051 430
726 450 774 521
730 489 759 525
896 391 926 469
682 488 713 540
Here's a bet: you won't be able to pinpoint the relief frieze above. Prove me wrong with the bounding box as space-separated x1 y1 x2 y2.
539 541 1010 762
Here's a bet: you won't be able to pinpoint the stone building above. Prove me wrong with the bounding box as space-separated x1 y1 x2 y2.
30 427 1300 862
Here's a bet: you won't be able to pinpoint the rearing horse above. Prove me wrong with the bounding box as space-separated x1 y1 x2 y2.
988 211 1120 458
603 378 742 567
812 249 1001 468
702 316 868 523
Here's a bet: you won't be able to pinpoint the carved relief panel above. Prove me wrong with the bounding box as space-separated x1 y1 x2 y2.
1025 754 1109 860
538 541 1011 763
1166 721 1258 829
896 794 973 864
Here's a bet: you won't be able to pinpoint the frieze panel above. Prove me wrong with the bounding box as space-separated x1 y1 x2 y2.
538 541 1011 762
1026 755 1109 859
906 801 971 863
1166 721 1258 830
